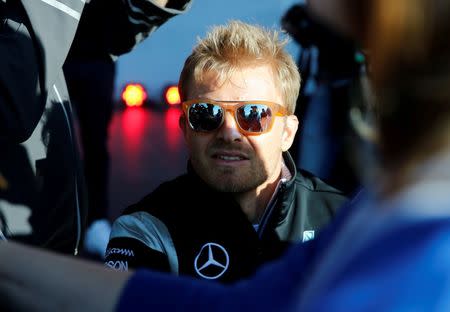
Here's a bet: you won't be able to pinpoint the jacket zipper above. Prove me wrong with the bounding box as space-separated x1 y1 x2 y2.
257 183 286 239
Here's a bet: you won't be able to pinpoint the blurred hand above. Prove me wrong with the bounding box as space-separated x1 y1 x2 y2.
152 0 169 7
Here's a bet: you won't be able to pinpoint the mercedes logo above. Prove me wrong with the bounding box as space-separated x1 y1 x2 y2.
194 242 230 279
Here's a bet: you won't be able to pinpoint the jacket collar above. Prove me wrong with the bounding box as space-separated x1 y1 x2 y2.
273 152 298 225
281 152 297 185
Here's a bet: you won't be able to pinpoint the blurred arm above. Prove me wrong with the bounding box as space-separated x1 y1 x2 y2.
108 0 192 57
152 0 190 9
152 0 169 7
0 242 132 312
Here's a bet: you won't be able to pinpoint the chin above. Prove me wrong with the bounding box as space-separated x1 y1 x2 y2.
208 176 261 193
211 183 248 193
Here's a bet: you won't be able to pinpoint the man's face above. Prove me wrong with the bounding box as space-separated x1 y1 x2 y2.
180 65 298 193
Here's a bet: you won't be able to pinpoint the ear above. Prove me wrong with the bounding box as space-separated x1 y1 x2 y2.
281 115 299 152
179 114 188 138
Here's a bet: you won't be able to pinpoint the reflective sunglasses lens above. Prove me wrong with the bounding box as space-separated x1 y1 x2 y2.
237 104 272 133
188 103 223 131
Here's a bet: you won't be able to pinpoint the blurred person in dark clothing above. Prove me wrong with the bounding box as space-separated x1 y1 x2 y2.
64 0 195 259
0 0 192 256
0 0 89 255
63 0 118 258
282 2 363 195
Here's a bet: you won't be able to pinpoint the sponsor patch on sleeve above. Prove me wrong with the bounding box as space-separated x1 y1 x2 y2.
104 237 171 272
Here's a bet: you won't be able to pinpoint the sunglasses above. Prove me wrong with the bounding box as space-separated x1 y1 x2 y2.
182 99 288 135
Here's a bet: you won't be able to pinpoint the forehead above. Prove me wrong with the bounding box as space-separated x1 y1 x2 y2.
186 65 283 103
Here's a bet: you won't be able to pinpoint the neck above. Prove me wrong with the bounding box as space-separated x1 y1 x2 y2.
233 173 282 224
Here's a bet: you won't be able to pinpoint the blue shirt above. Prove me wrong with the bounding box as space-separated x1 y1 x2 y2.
116 178 450 311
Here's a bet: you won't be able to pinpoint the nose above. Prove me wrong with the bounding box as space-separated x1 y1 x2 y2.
216 111 242 142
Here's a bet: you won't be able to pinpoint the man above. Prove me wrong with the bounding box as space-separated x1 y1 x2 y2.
3 1 450 311
105 21 347 282
0 0 192 255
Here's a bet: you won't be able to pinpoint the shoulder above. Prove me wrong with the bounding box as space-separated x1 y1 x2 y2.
110 211 172 253
123 174 191 216
107 211 178 273
293 169 348 212
294 169 345 195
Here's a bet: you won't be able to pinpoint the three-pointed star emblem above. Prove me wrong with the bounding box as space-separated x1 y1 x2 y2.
194 242 230 279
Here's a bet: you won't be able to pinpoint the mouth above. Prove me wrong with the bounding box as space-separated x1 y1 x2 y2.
211 151 250 165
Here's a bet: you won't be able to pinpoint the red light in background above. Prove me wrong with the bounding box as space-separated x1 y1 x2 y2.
120 107 150 179
122 83 147 107
164 85 181 105
165 107 182 151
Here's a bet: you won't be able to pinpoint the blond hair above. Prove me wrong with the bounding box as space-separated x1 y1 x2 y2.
179 20 301 114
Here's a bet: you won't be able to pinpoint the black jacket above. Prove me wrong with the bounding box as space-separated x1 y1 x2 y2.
105 153 347 282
